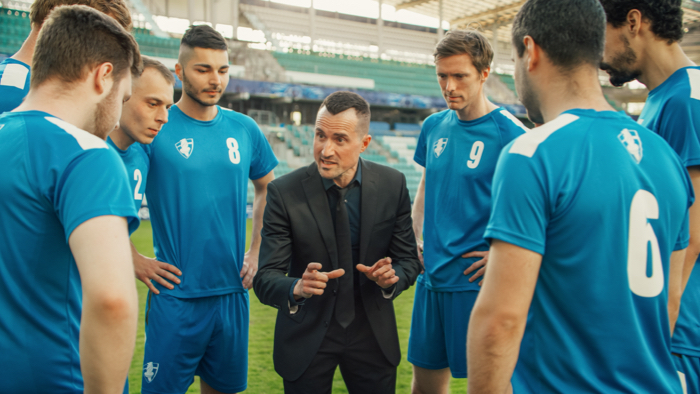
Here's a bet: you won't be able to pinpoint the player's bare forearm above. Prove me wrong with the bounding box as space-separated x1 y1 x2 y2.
411 169 426 239
70 216 138 393
467 240 540 393
669 249 686 335
243 171 274 289
249 171 275 255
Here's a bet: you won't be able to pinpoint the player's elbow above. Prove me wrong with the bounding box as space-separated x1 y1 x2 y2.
687 234 700 261
85 289 138 324
471 304 527 341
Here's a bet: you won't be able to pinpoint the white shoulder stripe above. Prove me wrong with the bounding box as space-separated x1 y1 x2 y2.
688 68 700 101
0 63 29 90
508 113 579 158
45 117 108 150
499 109 530 133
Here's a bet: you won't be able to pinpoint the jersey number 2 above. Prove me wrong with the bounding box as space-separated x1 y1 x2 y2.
627 190 663 297
467 141 484 169
227 138 240 164
134 169 143 200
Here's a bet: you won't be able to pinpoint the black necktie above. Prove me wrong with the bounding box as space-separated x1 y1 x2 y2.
334 186 355 328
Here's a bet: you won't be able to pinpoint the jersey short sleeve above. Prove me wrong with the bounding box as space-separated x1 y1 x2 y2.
675 170 695 251
414 114 440 167
484 144 550 255
0 59 30 113
656 95 700 168
246 118 278 180
54 149 139 240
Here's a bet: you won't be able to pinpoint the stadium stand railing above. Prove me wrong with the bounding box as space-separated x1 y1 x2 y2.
273 51 442 97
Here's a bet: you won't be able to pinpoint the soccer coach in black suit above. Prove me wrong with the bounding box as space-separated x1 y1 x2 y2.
253 91 421 393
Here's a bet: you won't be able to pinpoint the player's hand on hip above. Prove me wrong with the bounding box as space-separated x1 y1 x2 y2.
293 262 345 300
462 250 489 286
416 239 425 273
240 251 259 290
133 253 182 294
357 257 399 289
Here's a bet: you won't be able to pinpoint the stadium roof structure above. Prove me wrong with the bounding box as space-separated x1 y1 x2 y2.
383 0 700 60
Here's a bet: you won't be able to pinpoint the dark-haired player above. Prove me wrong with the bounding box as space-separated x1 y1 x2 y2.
0 5 141 392
408 29 527 394
107 56 183 293
140 25 277 394
600 1 700 390
0 0 132 113
468 0 691 392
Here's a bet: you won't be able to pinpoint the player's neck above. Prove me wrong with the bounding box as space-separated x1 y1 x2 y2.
177 95 219 121
539 68 614 123
17 84 96 133
455 94 498 122
11 29 39 66
109 127 135 150
638 41 695 92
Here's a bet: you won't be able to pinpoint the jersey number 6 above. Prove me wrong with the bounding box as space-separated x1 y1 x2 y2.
227 138 240 164
627 190 663 298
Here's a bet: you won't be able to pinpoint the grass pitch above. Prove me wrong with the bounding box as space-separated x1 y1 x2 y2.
129 220 466 393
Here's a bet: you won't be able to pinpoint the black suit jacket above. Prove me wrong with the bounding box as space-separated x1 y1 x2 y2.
253 159 421 381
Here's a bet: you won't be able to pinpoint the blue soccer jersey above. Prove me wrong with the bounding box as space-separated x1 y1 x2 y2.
639 66 700 358
413 108 528 291
145 105 278 297
0 58 30 113
0 111 138 392
485 109 692 393
107 136 150 218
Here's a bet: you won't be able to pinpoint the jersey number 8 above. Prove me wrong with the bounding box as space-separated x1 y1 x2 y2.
227 138 240 164
627 190 663 298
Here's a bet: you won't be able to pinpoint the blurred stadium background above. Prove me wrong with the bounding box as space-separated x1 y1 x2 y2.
4 0 700 198
5 0 700 392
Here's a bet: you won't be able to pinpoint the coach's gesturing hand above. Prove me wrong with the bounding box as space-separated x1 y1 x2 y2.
357 257 399 289
132 242 182 294
293 262 345 300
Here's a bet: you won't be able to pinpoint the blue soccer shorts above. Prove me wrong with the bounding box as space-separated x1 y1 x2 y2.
674 353 699 394
141 291 249 394
407 280 479 379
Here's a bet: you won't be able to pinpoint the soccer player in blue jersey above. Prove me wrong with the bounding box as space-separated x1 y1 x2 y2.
467 0 692 392
0 0 132 113
141 25 277 394
107 56 183 294
600 1 700 390
0 6 141 392
408 30 528 394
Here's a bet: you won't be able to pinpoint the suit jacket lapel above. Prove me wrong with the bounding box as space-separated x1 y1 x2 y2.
302 163 339 270
359 159 378 267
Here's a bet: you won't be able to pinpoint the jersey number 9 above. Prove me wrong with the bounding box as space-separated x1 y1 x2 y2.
467 141 484 169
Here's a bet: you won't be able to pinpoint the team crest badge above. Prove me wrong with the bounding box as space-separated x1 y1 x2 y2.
618 128 643 164
144 362 159 383
433 138 448 158
175 138 194 159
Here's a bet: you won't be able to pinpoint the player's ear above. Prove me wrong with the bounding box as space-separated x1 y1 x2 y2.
93 62 115 97
523 36 539 72
482 66 491 82
175 63 184 82
626 9 643 37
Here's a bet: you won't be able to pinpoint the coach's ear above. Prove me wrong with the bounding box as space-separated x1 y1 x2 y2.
93 62 115 98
